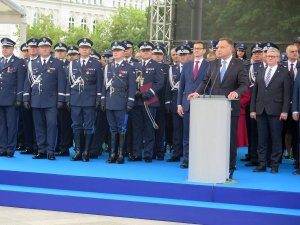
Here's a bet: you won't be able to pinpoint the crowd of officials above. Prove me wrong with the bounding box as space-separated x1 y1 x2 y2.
0 35 300 180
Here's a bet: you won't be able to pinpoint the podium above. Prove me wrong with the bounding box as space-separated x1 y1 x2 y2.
188 95 231 183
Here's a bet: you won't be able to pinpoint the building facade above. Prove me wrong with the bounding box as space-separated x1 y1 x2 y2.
0 0 148 51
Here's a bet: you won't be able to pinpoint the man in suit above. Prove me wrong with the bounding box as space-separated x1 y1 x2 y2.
165 45 192 162
189 38 248 179
178 41 209 168
23 37 66 160
129 41 164 163
101 41 136 164
250 47 291 173
0 38 26 158
282 45 300 165
66 38 103 162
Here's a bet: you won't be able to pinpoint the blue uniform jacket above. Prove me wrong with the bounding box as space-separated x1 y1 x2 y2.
0 55 26 105
134 59 164 107
23 56 66 108
177 59 209 111
66 58 103 107
165 64 182 113
102 61 136 110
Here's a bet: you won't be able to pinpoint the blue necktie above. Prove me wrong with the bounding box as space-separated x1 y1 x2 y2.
220 60 227 82
265 68 272 86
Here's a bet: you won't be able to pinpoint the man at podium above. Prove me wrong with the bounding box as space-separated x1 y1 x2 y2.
188 38 248 179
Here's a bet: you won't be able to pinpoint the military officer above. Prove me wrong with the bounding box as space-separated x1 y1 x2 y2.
20 43 29 59
19 38 40 155
53 42 73 156
183 40 194 61
243 43 264 166
16 42 29 151
67 45 79 62
165 45 191 162
90 49 101 61
0 38 26 157
23 37 66 160
151 44 169 160
122 40 139 158
129 41 164 163
101 41 136 164
66 38 103 162
101 49 113 66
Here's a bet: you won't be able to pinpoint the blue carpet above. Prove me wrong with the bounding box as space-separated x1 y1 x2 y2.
0 147 299 192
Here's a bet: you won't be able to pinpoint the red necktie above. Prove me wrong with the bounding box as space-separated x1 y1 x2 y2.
290 63 294 79
193 60 199 80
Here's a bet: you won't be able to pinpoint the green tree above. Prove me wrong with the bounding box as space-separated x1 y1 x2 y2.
25 15 67 44
202 0 300 42
91 7 148 53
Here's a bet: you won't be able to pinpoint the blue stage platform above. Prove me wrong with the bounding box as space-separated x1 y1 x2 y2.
0 147 300 225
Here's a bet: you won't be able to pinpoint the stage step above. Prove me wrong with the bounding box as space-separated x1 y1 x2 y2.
0 184 299 225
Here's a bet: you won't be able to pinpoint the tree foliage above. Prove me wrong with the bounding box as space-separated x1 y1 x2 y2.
202 0 300 42
17 7 148 54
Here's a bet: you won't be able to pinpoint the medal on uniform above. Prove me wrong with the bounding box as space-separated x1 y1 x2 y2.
136 70 144 88
7 67 11 73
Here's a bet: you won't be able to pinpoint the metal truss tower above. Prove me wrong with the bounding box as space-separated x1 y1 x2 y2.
149 0 174 54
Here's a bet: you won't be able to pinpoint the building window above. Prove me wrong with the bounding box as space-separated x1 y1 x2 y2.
118 0 121 7
135 1 137 8
81 18 87 30
100 0 102 5
49 14 54 24
33 11 39 24
93 20 97 32
124 0 126 7
69 17 75 28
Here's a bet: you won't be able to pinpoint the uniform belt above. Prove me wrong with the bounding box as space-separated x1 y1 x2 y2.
85 80 96 85
110 87 127 92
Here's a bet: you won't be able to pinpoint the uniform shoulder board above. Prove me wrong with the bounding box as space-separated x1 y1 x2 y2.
279 64 287 68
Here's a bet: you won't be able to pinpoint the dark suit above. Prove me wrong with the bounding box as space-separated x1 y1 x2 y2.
196 57 248 174
250 65 291 167
282 61 300 165
178 59 209 161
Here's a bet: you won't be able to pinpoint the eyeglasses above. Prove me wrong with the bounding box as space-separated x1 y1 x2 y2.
266 55 278 58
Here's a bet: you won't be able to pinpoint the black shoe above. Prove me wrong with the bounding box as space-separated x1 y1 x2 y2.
245 161 259 167
47 153 56 160
128 155 142 161
166 156 180 162
180 160 189 168
89 151 100 159
116 155 124 164
32 153 46 159
157 156 164 161
253 165 266 172
0 152 7 157
82 151 89 162
20 148 35 155
6 152 14 158
71 151 82 161
55 150 70 156
271 166 278 173
16 145 26 151
240 155 251 162
144 157 152 163
293 169 300 175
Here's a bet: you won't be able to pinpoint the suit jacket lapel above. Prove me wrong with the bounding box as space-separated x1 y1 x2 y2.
221 58 234 84
267 67 280 87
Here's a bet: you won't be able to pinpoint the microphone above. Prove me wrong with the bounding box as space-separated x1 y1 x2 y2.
202 64 214 98
208 62 222 97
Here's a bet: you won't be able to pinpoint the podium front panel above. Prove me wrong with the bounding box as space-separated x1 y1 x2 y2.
188 97 231 183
